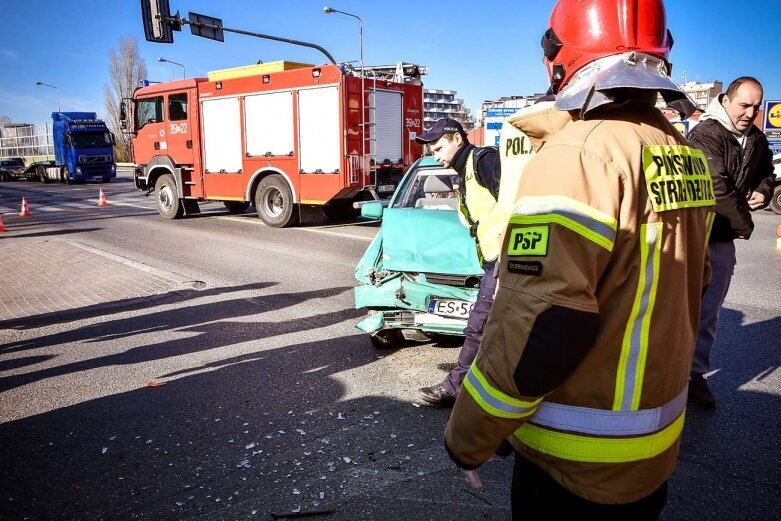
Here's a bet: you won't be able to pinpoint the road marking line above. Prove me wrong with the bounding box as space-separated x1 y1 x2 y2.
218 215 374 241
68 241 194 283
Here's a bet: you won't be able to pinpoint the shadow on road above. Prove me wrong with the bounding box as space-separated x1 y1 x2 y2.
0 330 510 520
0 285 357 393
0 282 278 333
1 299 777 520
665 307 781 520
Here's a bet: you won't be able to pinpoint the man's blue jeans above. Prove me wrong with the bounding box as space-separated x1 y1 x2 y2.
693 240 737 375
442 260 497 397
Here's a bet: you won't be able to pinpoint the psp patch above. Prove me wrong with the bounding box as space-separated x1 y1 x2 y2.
642 145 715 212
507 260 543 276
507 226 549 256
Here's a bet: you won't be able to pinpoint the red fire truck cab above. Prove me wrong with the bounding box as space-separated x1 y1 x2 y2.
127 61 424 227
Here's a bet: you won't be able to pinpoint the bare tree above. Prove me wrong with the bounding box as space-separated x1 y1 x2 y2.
0 115 11 137
104 36 147 163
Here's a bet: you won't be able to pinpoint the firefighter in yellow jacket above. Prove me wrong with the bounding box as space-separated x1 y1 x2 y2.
445 0 714 518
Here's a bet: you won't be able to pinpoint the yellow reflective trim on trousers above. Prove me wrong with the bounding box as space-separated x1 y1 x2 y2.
515 411 685 463
463 363 541 419
614 222 662 411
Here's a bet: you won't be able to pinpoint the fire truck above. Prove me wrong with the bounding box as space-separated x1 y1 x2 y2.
125 61 424 226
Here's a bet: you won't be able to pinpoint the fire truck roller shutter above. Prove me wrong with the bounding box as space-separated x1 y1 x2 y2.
201 97 242 174
298 86 341 174
370 89 403 164
245 91 295 157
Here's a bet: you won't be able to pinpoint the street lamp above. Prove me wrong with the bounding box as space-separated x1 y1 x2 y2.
35 81 60 112
323 6 366 181
158 57 186 79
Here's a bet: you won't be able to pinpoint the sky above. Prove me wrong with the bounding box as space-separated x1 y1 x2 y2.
2 0 781 125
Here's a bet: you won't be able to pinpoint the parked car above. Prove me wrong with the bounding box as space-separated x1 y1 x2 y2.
771 153 781 215
0 157 26 181
354 156 483 348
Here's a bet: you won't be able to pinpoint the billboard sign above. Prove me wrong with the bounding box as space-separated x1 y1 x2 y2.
485 108 520 147
669 119 698 138
764 100 781 131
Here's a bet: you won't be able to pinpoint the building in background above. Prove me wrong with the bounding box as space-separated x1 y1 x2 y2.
479 95 546 126
423 89 474 131
476 94 547 147
681 80 723 109
656 80 723 111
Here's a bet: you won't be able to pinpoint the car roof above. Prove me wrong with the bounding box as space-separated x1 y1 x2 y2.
417 156 443 168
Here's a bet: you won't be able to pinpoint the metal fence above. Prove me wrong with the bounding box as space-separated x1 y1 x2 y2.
0 123 54 163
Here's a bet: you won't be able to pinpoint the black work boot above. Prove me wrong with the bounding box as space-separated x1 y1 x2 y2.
688 373 716 409
418 384 455 406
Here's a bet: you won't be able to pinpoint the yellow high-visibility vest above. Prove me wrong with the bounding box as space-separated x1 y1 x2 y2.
460 150 507 263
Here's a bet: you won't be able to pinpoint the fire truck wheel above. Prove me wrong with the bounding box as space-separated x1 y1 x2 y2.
155 174 184 219
255 174 298 227
223 201 250 214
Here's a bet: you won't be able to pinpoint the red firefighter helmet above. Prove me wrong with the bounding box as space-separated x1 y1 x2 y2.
542 0 674 94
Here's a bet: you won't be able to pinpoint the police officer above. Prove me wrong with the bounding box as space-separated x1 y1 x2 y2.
414 118 503 406
445 0 713 518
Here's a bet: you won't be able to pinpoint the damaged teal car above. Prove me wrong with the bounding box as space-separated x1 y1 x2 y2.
354 157 484 348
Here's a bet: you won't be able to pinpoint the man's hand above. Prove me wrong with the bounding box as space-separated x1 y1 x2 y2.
747 191 767 210
463 469 483 489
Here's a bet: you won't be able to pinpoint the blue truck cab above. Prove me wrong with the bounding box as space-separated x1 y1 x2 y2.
52 112 116 183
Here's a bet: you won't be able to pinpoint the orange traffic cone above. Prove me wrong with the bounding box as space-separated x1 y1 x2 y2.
0 216 6 233
20 197 31 217
98 188 109 207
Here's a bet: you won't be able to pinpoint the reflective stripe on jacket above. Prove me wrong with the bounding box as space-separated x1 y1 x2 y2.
445 103 715 504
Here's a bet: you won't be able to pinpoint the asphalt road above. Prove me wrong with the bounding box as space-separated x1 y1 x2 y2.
0 172 779 520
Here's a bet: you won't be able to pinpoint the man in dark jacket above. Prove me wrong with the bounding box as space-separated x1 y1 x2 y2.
687 76 776 408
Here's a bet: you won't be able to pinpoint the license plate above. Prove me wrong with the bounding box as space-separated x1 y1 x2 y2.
427 299 474 319
377 184 395 193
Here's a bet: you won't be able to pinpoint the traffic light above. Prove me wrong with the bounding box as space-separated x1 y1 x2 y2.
141 0 175 43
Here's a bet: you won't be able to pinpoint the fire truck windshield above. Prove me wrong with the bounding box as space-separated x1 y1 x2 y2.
69 132 113 148
135 96 164 129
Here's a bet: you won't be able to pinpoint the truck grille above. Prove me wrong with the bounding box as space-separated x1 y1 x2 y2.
423 273 482 288
80 155 112 164
80 164 110 175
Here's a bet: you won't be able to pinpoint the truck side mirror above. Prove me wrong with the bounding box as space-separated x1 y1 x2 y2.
110 133 116 145
120 101 127 122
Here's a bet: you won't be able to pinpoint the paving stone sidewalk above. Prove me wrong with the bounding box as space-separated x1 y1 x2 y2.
0 239 185 322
